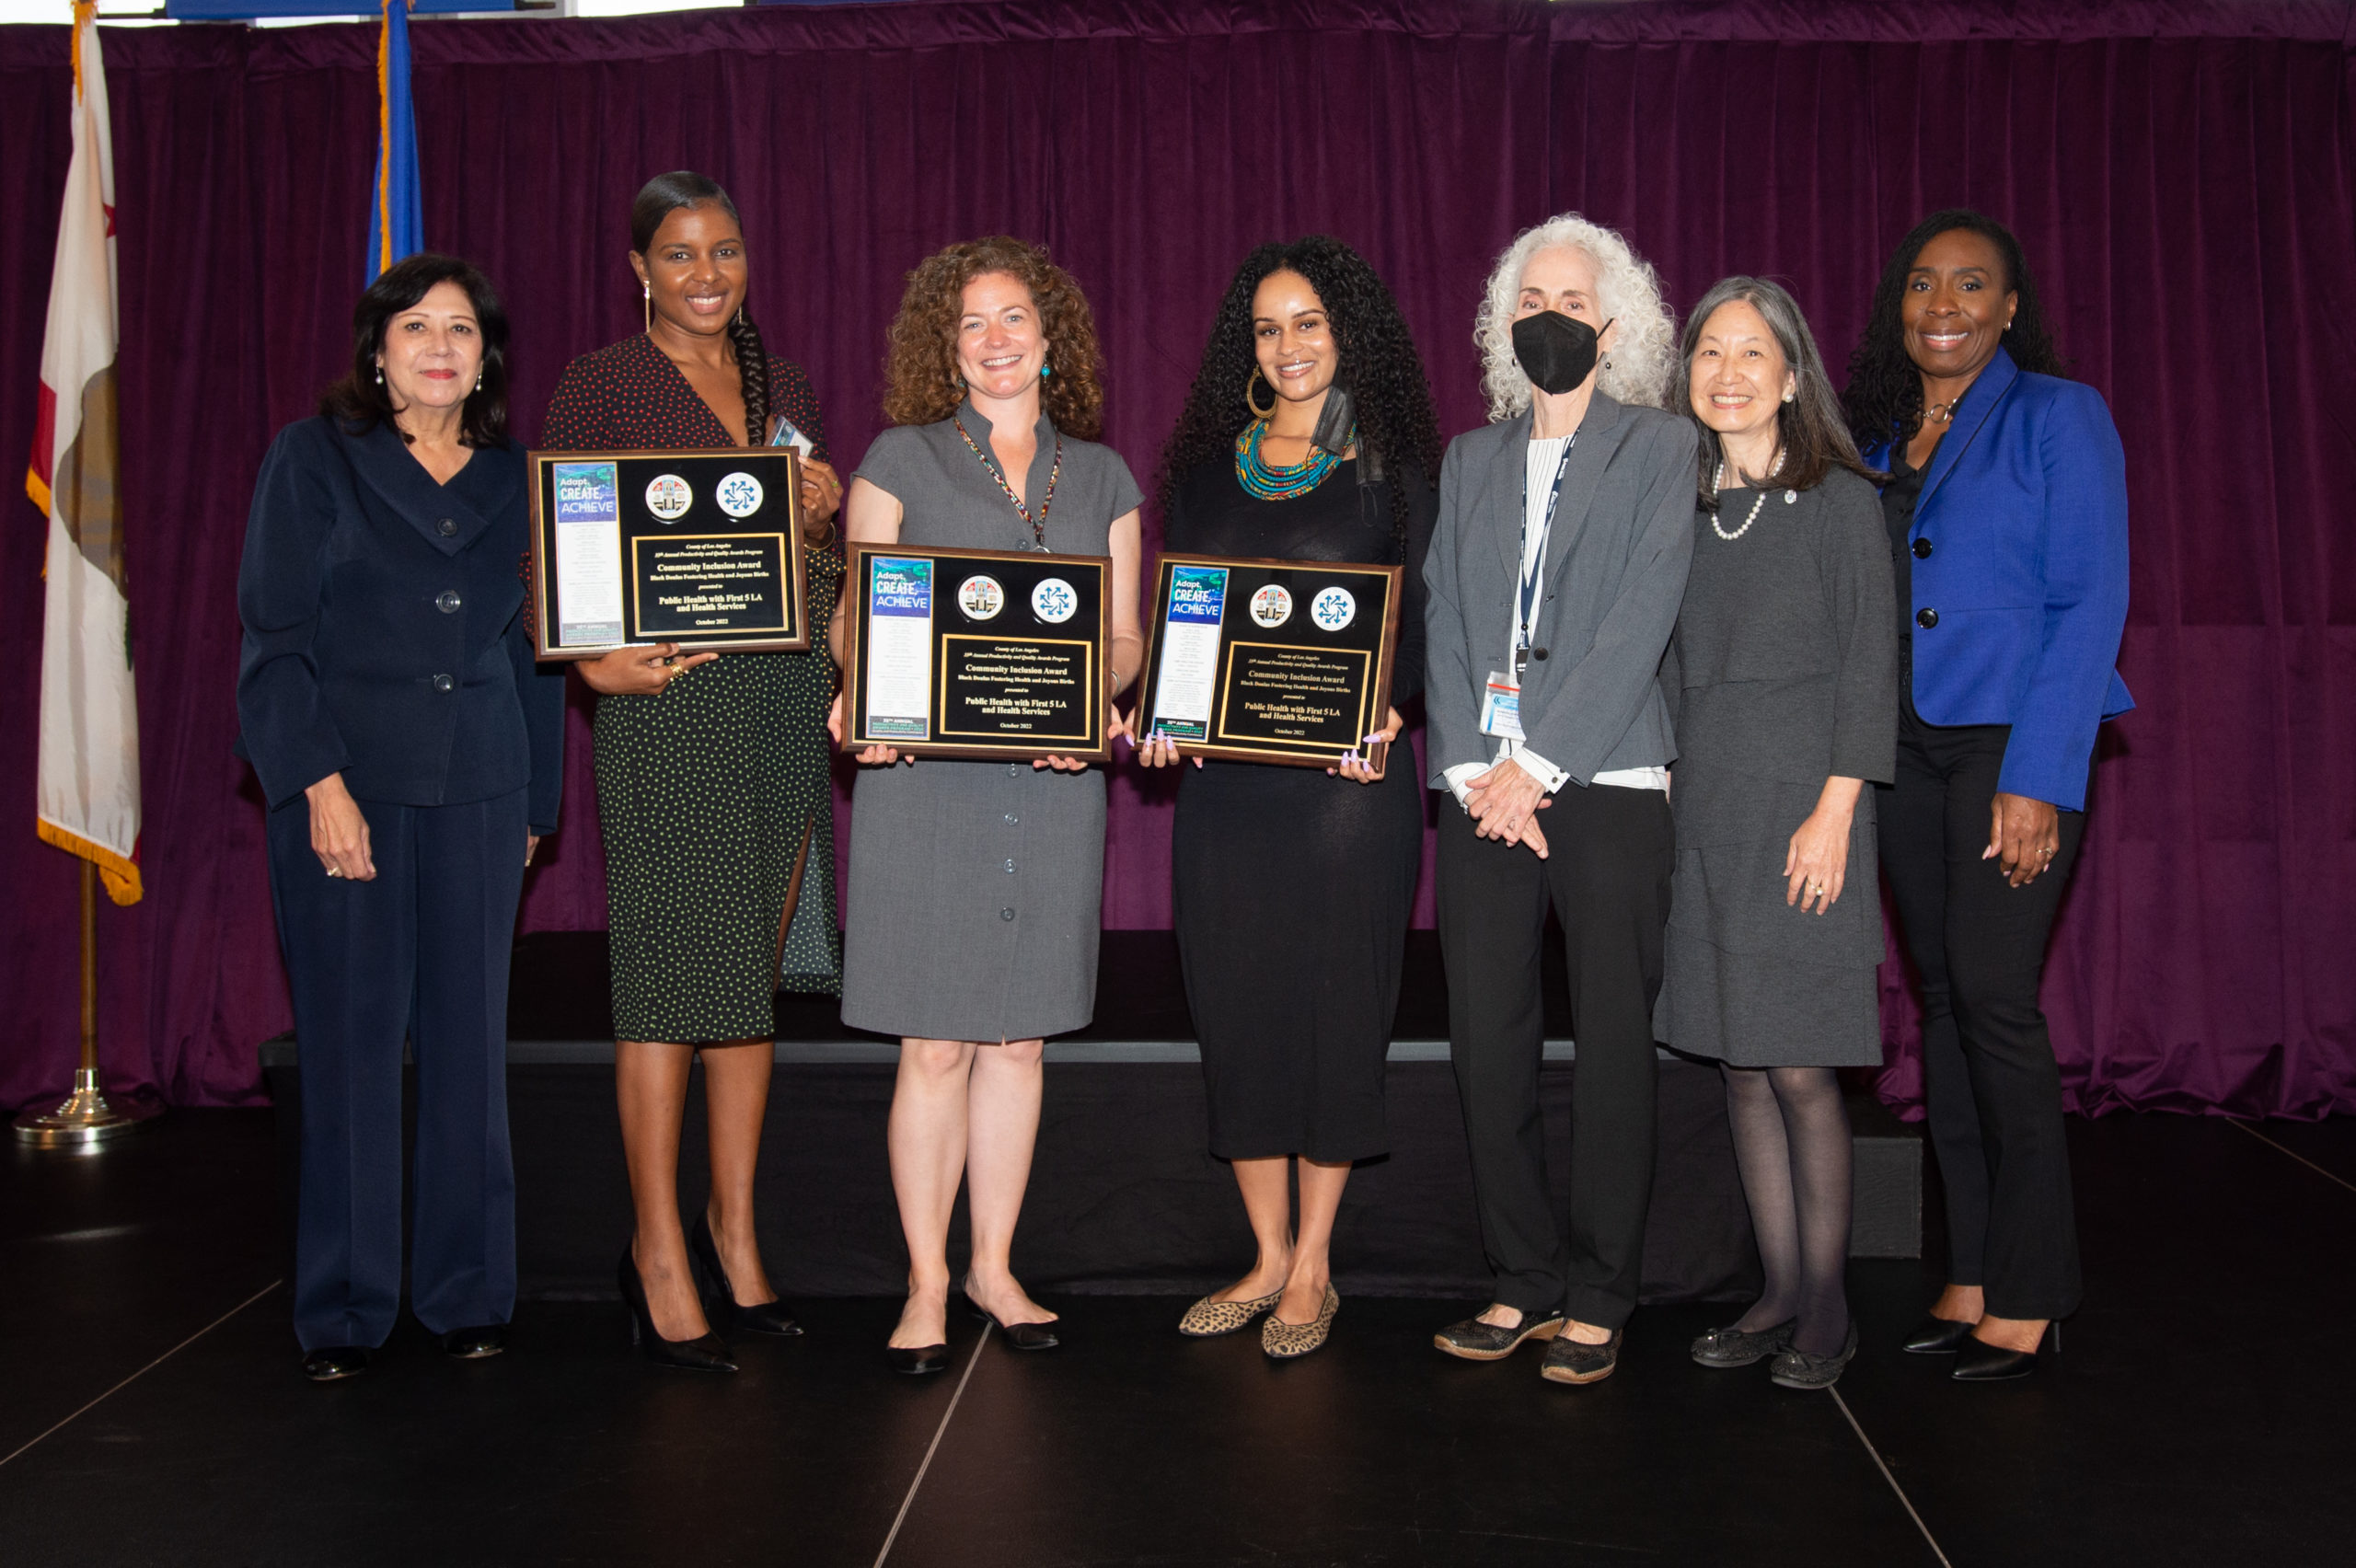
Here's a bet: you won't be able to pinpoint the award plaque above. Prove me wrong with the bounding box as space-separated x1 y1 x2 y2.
843 543 1113 762
527 448 810 658
1134 552 1403 769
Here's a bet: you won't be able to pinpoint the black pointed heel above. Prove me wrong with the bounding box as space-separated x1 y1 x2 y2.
689 1214 803 1337
618 1245 735 1373
1901 1314 1980 1355
964 1291 1060 1351
1952 1320 2061 1381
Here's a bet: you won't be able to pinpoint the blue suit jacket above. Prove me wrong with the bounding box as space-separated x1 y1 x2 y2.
236 417 566 833
1865 347 2131 811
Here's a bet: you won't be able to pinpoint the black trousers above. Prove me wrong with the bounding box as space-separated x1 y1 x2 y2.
1436 787 1673 1329
1878 703 2086 1320
267 789 529 1351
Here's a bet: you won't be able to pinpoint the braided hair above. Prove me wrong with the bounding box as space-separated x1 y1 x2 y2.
630 170 769 446
1841 207 2065 453
1155 236 1441 549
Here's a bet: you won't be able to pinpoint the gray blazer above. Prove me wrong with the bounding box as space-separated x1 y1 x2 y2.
1423 393 1699 789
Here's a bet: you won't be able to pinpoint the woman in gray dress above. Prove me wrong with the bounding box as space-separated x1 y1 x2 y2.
829 238 1145 1374
1656 278 1896 1389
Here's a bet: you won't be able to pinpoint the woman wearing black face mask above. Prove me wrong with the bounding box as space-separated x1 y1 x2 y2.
1423 215 1694 1386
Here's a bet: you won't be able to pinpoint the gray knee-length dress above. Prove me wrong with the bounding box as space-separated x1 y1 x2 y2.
1653 467 1898 1066
839 399 1142 1043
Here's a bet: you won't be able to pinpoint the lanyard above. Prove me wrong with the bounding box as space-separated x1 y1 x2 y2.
1516 432 1576 658
955 417 1062 551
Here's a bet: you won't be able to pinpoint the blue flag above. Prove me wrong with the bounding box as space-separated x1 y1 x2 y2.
365 0 422 282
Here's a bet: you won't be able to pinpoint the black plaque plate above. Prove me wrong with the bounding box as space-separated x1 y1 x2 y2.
1133 552 1402 768
528 448 809 657
843 543 1112 762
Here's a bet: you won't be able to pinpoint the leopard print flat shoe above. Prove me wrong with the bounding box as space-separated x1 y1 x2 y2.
1261 1285 1341 1360
1178 1287 1283 1338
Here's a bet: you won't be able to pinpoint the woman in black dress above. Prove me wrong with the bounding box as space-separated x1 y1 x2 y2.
1139 238 1441 1357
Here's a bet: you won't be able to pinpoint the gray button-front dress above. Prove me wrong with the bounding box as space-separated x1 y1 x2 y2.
1653 467 1898 1066
840 400 1142 1042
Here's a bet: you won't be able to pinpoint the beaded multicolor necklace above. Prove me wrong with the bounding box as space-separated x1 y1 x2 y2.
955 415 1063 550
1234 419 1351 502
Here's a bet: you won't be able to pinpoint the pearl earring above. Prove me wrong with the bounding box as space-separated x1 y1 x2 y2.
375 364 384 386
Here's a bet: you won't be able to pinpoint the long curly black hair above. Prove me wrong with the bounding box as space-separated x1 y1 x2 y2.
1155 236 1441 548
1842 208 2066 453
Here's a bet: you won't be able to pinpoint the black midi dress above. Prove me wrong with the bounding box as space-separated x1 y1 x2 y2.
1165 456 1434 1162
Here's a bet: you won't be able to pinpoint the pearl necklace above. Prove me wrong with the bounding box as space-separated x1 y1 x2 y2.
1710 453 1796 542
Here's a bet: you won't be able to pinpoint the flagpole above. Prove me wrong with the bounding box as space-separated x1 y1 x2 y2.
13 860 156 1147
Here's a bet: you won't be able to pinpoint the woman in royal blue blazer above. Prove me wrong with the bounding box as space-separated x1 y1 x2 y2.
1842 210 2131 1381
237 254 566 1382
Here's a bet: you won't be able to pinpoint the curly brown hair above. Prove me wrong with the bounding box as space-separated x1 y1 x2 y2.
881 236 1106 438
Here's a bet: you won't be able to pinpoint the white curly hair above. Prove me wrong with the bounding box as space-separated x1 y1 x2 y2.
1475 214 1678 421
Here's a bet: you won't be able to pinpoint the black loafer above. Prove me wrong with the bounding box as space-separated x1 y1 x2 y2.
887 1343 952 1376
438 1323 508 1359
1539 1328 1623 1385
1433 1311 1565 1362
1901 1314 1979 1355
1691 1319 1795 1368
302 1345 370 1383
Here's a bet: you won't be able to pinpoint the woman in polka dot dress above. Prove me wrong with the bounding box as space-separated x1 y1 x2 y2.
546 173 844 1371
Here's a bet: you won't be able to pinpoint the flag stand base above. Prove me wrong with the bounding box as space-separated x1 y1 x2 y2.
14 1067 158 1147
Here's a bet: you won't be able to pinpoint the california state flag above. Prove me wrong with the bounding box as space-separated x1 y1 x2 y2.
28 3 140 905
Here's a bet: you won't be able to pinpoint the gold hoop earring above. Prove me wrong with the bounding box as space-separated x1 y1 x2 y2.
1244 366 1277 421
642 282 652 334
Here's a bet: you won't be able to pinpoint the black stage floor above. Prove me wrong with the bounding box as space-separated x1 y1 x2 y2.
4 1109 2350 1565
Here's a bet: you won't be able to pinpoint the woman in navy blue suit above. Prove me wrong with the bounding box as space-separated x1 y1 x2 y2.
1843 211 2131 1380
237 254 566 1382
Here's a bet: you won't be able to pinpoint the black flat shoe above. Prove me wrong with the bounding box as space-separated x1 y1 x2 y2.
1952 1320 2061 1382
1691 1318 1795 1368
964 1292 1060 1350
689 1213 803 1337
887 1343 952 1376
301 1345 370 1383
1901 1314 1979 1355
618 1245 735 1373
437 1323 508 1359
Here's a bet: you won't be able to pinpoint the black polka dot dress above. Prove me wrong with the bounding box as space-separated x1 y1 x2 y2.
542 333 844 1041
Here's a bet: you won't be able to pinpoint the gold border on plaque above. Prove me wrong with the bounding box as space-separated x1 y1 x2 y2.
935 634 1099 746
1212 642 1375 755
841 541 1114 762
1133 552 1403 769
526 447 811 659
628 531 794 637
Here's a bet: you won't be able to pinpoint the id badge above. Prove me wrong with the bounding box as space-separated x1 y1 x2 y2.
1479 669 1526 741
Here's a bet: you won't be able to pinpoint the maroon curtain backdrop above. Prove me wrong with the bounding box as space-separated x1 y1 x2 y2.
2 0 2350 1116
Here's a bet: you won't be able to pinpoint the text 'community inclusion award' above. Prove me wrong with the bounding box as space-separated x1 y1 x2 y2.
1134 552 1403 768
844 544 1112 762
527 448 811 657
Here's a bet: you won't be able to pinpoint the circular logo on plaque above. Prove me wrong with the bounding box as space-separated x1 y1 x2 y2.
715 471 764 519
644 474 692 523
1310 585 1357 632
1030 577 1079 625
1249 584 1294 628
959 575 1005 621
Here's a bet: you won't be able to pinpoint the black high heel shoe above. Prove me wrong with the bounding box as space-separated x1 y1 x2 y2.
964 1290 1060 1351
1952 1320 2061 1381
689 1214 803 1337
618 1245 736 1373
1901 1314 1980 1355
